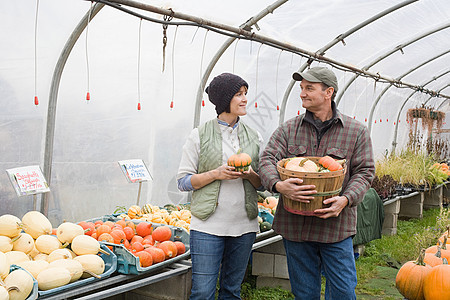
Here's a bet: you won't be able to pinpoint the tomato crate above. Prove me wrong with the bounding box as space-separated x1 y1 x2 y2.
103 224 190 275
9 264 38 300
37 243 117 297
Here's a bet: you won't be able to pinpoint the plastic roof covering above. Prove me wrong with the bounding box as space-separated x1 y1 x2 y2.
1 0 449 223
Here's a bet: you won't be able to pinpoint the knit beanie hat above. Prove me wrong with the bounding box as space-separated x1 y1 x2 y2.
205 73 249 115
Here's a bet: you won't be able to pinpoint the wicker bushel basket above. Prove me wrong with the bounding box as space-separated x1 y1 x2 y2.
276 157 347 216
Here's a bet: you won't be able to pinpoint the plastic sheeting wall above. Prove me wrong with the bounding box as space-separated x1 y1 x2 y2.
1 0 449 224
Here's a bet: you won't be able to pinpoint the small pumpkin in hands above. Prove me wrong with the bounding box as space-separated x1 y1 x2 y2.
227 149 252 172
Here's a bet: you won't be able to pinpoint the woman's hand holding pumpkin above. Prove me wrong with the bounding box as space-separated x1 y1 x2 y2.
215 164 244 180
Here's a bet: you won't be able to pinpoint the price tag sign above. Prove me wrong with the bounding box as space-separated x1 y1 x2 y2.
6 165 50 197
118 159 153 183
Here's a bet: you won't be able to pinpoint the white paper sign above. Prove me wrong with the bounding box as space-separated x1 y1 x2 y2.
118 159 152 183
6 165 50 197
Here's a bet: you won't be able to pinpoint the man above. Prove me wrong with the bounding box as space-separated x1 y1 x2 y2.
260 67 375 299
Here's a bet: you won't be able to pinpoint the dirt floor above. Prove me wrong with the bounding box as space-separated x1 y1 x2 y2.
356 266 404 300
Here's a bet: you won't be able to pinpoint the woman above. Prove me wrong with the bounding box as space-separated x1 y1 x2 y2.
177 72 262 299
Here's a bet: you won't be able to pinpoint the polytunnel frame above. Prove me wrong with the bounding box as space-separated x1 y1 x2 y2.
334 22 450 106
40 0 450 215
101 0 450 123
391 69 450 153
278 0 417 124
368 49 450 134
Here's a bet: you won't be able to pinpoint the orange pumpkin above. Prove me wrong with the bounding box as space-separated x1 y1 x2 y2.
122 239 131 250
96 224 112 237
157 241 178 259
174 241 186 256
142 235 154 246
110 229 127 244
136 222 153 238
395 249 432 300
134 250 153 267
123 226 135 241
103 221 115 229
423 258 450 300
427 239 450 261
131 242 144 253
424 247 444 267
319 156 343 171
144 245 166 264
97 233 114 244
262 196 278 210
130 235 144 245
152 226 172 242
115 219 126 228
78 221 93 236
227 149 252 172
124 221 136 231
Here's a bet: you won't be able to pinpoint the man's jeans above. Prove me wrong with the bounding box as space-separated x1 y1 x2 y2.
283 236 357 300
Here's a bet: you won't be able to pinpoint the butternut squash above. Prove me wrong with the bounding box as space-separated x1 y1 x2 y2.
0 285 10 300
12 233 34 254
0 252 9 280
56 222 84 245
33 253 49 261
4 268 34 300
49 259 83 283
21 210 53 239
47 249 72 263
74 254 105 278
71 235 107 256
16 260 49 279
37 267 71 291
35 235 61 254
0 215 22 238
28 245 40 259
4 251 30 266
0 236 14 253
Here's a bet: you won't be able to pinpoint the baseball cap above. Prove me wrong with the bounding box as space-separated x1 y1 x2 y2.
292 67 338 92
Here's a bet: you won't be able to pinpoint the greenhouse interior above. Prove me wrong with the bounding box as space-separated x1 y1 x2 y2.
1 0 449 299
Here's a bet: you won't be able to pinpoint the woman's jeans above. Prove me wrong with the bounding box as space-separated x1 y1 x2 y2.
283 236 357 300
189 230 256 300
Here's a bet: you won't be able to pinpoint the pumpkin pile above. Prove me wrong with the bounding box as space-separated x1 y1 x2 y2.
0 211 110 296
116 204 191 232
395 227 450 300
84 218 186 268
284 156 345 173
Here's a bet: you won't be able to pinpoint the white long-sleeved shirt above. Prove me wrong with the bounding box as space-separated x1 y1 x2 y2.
177 118 262 236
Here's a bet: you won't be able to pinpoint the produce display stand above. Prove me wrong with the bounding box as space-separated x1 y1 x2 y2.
35 231 282 300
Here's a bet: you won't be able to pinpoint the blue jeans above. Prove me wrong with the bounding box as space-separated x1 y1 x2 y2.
283 237 357 300
189 230 256 300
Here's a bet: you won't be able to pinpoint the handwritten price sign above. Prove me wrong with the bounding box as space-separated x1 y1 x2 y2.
7 165 50 197
118 159 152 183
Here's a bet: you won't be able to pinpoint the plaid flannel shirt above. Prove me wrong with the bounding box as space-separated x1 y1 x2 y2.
260 109 375 243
